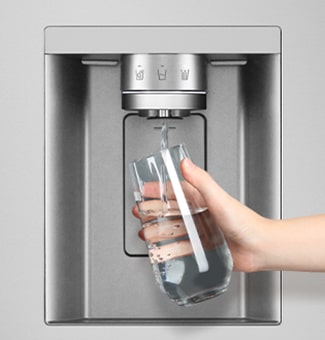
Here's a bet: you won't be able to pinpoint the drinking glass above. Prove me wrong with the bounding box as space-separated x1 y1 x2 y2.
129 144 233 306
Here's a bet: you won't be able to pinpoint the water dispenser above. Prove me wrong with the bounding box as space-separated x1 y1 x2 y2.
45 26 282 324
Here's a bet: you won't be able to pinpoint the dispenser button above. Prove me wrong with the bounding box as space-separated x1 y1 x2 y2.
180 68 190 80
158 65 167 80
135 65 144 80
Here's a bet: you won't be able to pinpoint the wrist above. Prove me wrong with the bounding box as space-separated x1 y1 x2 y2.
251 217 281 272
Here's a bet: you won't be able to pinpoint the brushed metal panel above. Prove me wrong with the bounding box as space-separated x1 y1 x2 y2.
44 26 281 55
45 55 88 322
45 26 281 325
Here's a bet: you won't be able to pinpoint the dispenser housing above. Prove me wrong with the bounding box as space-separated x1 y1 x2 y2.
45 26 282 325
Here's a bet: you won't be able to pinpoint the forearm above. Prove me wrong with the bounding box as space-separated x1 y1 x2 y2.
260 215 325 272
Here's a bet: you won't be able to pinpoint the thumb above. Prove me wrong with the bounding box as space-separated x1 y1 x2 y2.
180 158 261 240
180 158 233 213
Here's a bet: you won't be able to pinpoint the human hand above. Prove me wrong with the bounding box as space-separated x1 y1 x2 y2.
133 158 325 272
178 158 272 272
133 158 270 272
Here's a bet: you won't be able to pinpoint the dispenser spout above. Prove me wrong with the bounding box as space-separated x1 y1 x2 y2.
136 109 191 118
158 109 170 118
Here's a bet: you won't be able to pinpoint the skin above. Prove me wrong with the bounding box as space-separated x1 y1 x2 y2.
134 158 325 272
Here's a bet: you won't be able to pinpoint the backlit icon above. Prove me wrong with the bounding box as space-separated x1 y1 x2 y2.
135 65 144 80
158 65 167 80
181 68 190 80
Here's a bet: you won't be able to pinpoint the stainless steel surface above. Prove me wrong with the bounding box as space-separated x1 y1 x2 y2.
121 91 207 111
2 1 325 339
44 26 281 54
121 54 206 91
121 54 206 113
45 26 281 325
210 60 248 66
81 59 120 66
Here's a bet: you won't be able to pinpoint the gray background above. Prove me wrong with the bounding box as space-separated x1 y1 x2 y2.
1 0 325 339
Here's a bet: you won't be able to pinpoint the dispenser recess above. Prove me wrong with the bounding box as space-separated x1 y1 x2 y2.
45 26 282 324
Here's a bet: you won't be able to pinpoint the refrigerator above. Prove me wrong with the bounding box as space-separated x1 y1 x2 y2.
1 0 325 339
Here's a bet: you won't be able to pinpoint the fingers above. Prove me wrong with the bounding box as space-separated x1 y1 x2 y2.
180 158 261 242
133 158 231 226
148 240 193 263
143 181 175 199
138 209 224 261
180 158 233 212
138 228 145 241
138 200 168 216
133 200 182 219
132 205 140 218
142 218 187 243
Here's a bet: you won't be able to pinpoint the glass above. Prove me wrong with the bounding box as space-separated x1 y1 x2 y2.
129 144 233 306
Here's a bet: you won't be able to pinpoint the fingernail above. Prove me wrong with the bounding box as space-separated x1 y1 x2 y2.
183 157 195 170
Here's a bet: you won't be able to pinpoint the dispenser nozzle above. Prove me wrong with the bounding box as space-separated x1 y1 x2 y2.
137 109 191 118
158 110 170 118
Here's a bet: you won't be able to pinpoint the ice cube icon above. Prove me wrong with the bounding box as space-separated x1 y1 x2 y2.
181 68 190 80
